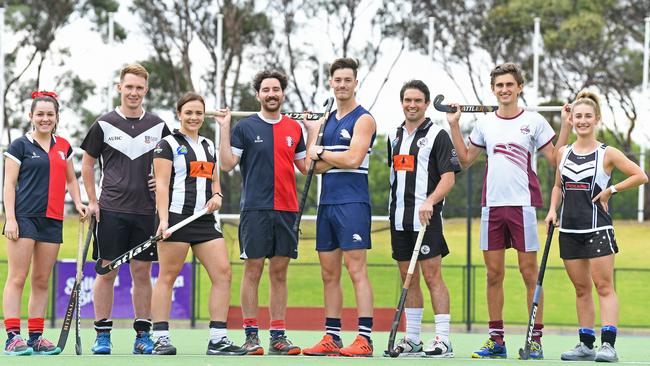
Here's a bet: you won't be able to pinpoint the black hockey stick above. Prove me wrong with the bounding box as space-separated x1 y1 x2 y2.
518 224 555 360
386 225 427 358
292 97 335 234
433 94 563 113
94 208 208 275
57 217 95 353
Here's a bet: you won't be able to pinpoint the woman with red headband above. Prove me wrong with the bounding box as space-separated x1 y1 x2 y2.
2 91 88 355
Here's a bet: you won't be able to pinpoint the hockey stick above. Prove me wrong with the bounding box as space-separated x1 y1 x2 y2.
94 208 209 275
207 110 324 120
518 224 555 360
57 217 95 353
386 225 427 358
292 97 335 234
433 94 563 113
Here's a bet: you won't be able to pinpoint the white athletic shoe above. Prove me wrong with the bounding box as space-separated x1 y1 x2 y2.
383 337 424 357
594 342 618 363
424 336 454 358
561 342 596 361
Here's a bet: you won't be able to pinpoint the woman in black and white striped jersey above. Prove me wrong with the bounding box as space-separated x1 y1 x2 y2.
150 92 246 356
545 90 647 362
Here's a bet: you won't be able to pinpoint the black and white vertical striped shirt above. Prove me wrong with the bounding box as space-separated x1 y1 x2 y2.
388 119 461 231
154 129 216 215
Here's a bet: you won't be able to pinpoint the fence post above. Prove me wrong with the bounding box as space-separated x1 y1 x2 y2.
465 166 473 332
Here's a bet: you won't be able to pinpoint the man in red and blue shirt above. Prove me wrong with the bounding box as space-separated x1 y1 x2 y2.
217 70 312 356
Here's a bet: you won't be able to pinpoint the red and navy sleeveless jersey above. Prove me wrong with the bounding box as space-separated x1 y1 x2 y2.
4 134 73 220
231 113 306 212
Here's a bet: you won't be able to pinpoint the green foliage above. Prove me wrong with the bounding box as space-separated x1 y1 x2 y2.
369 134 390 215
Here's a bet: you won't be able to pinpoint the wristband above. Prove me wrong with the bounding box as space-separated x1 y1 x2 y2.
212 192 223 198
609 185 618 195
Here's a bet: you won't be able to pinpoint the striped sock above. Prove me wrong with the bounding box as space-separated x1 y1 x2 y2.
488 320 505 345
27 317 44 343
270 319 286 339
404 308 423 343
532 323 543 344
434 314 451 342
94 318 113 334
4 317 20 340
209 321 228 342
358 317 373 341
243 318 258 337
325 317 342 341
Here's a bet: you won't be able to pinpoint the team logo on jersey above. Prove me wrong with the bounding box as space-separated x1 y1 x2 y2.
107 136 122 141
286 136 294 147
57 151 66 160
254 135 264 143
31 151 40 159
352 233 363 242
416 137 428 148
154 147 163 154
391 137 399 150
520 125 531 135
339 129 351 140
420 245 431 255
177 145 188 155
144 135 159 144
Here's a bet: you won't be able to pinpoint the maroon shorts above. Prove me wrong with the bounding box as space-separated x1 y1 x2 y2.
480 206 539 252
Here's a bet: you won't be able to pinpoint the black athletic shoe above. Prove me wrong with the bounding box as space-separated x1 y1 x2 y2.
152 336 177 355
207 337 248 355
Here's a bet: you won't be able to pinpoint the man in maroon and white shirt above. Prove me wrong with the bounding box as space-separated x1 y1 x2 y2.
446 62 569 359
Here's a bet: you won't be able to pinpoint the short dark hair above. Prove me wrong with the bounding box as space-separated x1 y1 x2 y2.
490 62 525 87
176 91 205 113
31 96 59 116
400 80 430 103
252 70 288 92
329 58 359 78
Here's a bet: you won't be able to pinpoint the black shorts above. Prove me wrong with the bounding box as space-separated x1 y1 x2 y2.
92 209 157 261
163 212 223 246
559 229 618 260
390 227 449 261
3 216 63 243
239 210 298 259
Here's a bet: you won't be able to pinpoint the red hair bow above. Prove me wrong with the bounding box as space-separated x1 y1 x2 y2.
31 91 58 100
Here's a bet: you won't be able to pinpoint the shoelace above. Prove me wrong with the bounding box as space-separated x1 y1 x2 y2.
482 339 496 350
7 336 27 350
33 337 55 349
157 336 171 346
219 337 235 346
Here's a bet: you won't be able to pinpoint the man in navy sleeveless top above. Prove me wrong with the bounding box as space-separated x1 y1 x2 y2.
303 58 377 357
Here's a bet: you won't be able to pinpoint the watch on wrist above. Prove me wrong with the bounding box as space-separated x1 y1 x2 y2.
609 185 618 195
316 146 324 160
213 192 223 198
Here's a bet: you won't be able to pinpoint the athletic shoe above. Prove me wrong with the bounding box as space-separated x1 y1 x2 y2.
471 338 507 359
302 334 343 356
340 335 373 357
152 336 177 355
28 336 61 355
241 332 264 355
519 340 544 360
561 342 596 361
207 337 248 356
91 333 112 355
133 332 154 354
594 342 618 362
424 336 454 358
4 335 32 356
268 335 301 355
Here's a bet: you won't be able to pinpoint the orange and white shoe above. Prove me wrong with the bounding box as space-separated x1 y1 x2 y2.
340 335 373 357
302 334 343 356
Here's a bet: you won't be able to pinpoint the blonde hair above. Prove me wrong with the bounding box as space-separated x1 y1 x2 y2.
120 63 149 83
573 90 601 120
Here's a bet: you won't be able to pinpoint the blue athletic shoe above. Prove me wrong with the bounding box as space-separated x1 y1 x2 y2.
471 338 507 358
527 340 543 360
92 333 112 355
133 332 154 354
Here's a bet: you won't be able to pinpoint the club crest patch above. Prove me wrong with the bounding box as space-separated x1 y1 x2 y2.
420 245 431 255
286 136 294 147
58 151 66 160
177 145 188 155
417 137 428 148
520 125 530 135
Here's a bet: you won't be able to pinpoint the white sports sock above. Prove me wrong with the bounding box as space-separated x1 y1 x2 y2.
152 329 169 341
435 314 451 341
405 308 423 343
209 327 228 342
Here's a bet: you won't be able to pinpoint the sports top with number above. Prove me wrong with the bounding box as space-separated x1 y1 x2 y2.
320 105 376 205
4 134 73 220
230 113 306 212
388 119 461 231
154 130 216 215
468 110 555 207
558 144 613 233
81 107 170 215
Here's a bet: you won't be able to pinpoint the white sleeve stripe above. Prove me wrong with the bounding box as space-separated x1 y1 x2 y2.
4 152 21 166
294 151 306 160
232 147 243 157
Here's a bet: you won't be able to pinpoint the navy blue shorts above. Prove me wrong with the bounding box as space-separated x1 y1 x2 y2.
559 229 618 260
238 210 298 259
92 209 157 261
316 203 371 252
163 212 223 246
3 216 63 243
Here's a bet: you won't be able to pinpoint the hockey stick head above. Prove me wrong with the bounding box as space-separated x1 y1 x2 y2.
323 96 335 111
433 94 456 113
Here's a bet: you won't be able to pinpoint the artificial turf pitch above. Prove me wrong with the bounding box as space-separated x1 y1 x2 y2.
2 328 649 365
